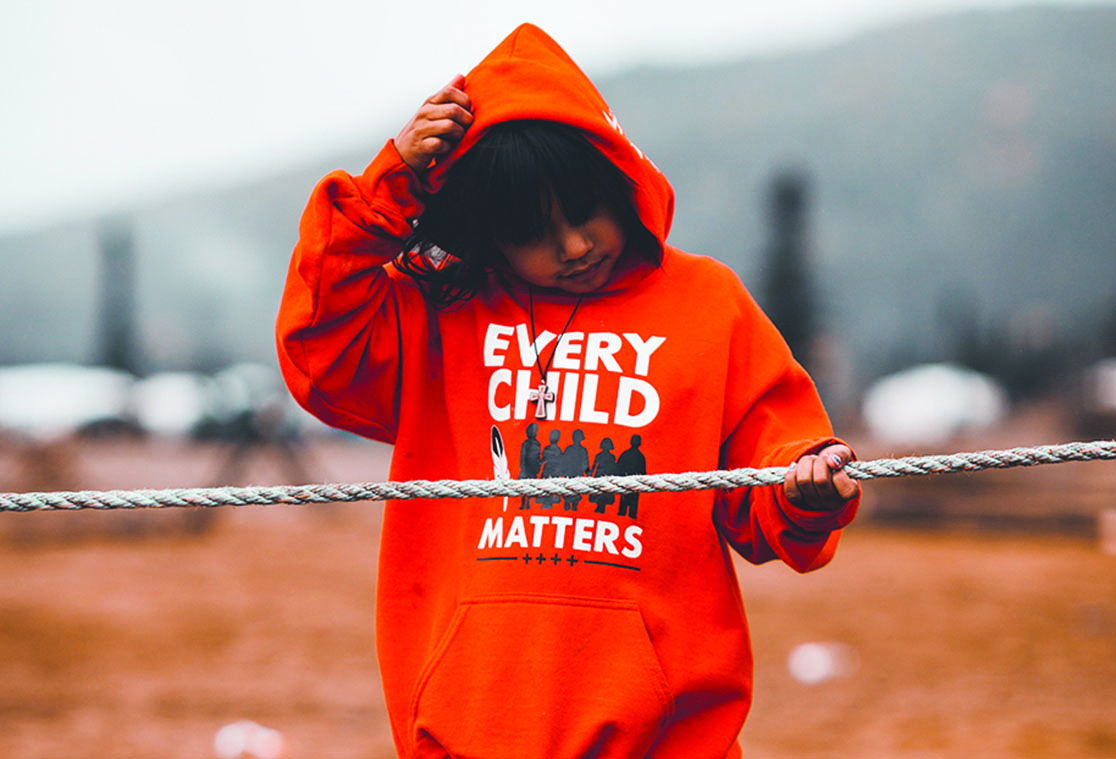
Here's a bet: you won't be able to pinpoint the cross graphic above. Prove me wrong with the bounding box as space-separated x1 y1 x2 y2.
566 554 579 567
527 382 555 419
535 553 547 564
550 553 562 565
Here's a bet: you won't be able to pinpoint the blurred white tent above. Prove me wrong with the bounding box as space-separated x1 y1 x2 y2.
862 363 1008 448
132 372 209 438
0 362 328 442
0 363 133 441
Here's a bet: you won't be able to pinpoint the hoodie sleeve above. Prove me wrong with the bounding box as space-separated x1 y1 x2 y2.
711 287 860 573
275 140 428 444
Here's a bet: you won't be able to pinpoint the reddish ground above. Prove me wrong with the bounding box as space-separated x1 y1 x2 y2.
1 437 1114 758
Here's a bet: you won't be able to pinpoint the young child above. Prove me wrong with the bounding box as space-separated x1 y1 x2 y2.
277 23 860 759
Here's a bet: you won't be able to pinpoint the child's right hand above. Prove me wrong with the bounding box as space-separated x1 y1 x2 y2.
393 74 473 173
782 444 860 512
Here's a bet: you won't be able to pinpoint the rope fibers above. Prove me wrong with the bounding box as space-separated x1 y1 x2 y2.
1 440 1113 513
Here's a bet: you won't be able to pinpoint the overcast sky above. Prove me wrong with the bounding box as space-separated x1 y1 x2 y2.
1 0 1110 233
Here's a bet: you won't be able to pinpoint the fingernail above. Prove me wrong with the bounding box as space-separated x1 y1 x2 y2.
788 462 797 471
830 454 844 468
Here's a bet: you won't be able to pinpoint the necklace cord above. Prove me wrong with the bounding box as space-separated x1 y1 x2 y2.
527 286 585 385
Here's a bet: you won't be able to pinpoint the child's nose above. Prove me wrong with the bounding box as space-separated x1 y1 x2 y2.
558 226 592 261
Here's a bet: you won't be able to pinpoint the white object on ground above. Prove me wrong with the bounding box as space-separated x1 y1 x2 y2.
787 641 861 685
213 720 287 759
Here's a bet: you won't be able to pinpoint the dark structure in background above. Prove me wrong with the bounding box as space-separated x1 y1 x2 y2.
98 219 140 376
763 171 816 372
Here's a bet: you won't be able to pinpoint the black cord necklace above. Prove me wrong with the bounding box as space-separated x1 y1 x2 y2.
527 285 585 420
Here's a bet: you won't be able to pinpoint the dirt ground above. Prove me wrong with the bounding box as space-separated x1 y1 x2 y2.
1 439 1114 758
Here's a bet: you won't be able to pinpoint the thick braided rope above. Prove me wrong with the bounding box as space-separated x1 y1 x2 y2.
0 440 1113 513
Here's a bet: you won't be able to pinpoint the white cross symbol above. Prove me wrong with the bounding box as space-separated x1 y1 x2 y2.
528 382 555 419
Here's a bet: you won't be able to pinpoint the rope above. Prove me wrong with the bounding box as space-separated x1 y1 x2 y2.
0 439 1113 513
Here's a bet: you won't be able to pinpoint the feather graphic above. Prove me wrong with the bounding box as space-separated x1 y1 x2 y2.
490 425 510 512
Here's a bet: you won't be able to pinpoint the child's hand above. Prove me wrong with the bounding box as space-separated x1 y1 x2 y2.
783 444 860 512
394 74 473 173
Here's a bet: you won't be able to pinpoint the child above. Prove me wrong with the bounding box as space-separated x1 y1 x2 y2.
277 23 860 759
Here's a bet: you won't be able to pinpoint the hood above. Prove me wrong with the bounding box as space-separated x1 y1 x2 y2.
424 23 675 250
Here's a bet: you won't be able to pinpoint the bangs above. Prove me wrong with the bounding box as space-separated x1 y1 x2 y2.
456 121 635 247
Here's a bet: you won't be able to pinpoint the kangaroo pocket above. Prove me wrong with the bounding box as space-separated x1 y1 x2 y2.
409 594 675 759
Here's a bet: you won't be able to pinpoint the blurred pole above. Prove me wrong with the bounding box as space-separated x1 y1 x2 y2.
763 171 816 372
98 219 140 375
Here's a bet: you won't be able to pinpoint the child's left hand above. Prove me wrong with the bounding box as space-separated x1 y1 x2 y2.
783 444 860 512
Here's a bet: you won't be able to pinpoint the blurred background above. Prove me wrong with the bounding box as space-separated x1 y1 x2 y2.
1 1 1115 757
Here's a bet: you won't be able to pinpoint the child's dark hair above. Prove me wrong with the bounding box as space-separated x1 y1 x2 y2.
396 120 660 307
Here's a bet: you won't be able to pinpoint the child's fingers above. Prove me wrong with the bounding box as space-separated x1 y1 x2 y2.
820 445 860 504
426 88 472 112
417 101 474 131
810 452 842 504
831 469 861 502
784 447 860 510
395 97 473 171
787 454 821 506
427 75 472 111
823 445 852 470
806 453 834 505
413 114 469 151
406 133 460 166
783 462 801 504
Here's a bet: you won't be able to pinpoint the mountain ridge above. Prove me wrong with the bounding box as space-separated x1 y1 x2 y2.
2 5 1114 391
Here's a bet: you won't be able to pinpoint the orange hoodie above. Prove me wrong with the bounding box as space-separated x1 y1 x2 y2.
277 23 858 759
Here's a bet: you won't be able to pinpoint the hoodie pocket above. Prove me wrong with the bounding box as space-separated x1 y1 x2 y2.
409 594 675 759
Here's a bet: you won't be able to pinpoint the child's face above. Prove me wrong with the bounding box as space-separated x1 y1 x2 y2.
497 203 627 294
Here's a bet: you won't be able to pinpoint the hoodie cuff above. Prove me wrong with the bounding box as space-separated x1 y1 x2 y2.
352 140 426 230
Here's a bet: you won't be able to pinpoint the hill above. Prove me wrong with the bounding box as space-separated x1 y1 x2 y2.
2 5 1114 392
